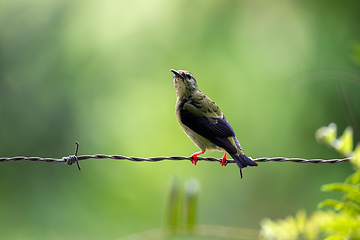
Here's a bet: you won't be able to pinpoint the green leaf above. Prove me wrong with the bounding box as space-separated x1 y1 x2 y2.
184 178 200 231
334 126 353 156
321 183 359 195
316 123 337 146
345 170 360 184
342 192 360 205
318 199 342 209
351 143 360 170
166 177 182 233
319 199 360 215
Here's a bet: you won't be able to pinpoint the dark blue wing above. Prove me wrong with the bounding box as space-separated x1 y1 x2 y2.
179 107 239 153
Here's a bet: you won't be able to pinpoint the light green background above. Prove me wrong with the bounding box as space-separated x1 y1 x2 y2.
0 0 359 239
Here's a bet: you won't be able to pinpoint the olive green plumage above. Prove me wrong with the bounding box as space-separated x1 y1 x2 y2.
171 69 257 178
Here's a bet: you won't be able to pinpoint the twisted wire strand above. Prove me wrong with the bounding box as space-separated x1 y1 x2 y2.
0 155 352 164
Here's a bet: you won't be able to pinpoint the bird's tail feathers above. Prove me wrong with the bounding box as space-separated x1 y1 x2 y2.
229 153 258 170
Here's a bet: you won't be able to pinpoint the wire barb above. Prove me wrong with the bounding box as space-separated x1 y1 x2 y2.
62 141 81 170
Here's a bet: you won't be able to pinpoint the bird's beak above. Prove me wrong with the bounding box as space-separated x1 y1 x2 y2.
170 69 184 79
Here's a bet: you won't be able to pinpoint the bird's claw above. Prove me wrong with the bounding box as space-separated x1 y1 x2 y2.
190 150 205 166
220 152 227 167
191 154 198 165
220 159 227 166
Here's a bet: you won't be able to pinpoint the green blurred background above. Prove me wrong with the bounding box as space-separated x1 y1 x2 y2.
1 0 360 239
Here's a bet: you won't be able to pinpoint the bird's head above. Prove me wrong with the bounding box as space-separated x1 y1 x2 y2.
171 69 199 98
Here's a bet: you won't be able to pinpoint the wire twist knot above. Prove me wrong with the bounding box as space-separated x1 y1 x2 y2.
62 141 81 170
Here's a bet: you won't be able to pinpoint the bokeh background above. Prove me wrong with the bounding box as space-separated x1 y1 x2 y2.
1 0 360 239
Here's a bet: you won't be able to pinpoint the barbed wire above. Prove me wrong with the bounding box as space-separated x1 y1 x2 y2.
0 142 352 170
0 155 351 164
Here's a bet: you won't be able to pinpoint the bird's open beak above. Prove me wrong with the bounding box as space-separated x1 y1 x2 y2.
170 69 184 79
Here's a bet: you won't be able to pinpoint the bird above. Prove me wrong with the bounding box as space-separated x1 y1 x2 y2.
171 69 257 178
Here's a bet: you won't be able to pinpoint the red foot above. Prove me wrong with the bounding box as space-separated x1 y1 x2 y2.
220 152 228 166
190 150 205 165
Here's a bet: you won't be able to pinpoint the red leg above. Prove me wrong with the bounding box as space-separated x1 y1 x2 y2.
220 152 228 166
190 150 205 166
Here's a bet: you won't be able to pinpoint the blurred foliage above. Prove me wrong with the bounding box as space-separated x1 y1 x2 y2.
316 123 354 157
260 124 360 240
166 177 199 235
119 177 259 240
1 0 360 239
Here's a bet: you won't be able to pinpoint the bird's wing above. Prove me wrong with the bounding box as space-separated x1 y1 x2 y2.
180 95 239 153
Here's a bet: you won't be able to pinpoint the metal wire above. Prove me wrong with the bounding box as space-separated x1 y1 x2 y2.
0 141 352 167
0 154 352 164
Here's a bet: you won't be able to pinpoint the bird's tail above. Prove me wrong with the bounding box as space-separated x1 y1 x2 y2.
229 153 258 178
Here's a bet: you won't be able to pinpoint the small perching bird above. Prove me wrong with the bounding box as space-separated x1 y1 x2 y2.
171 69 257 178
